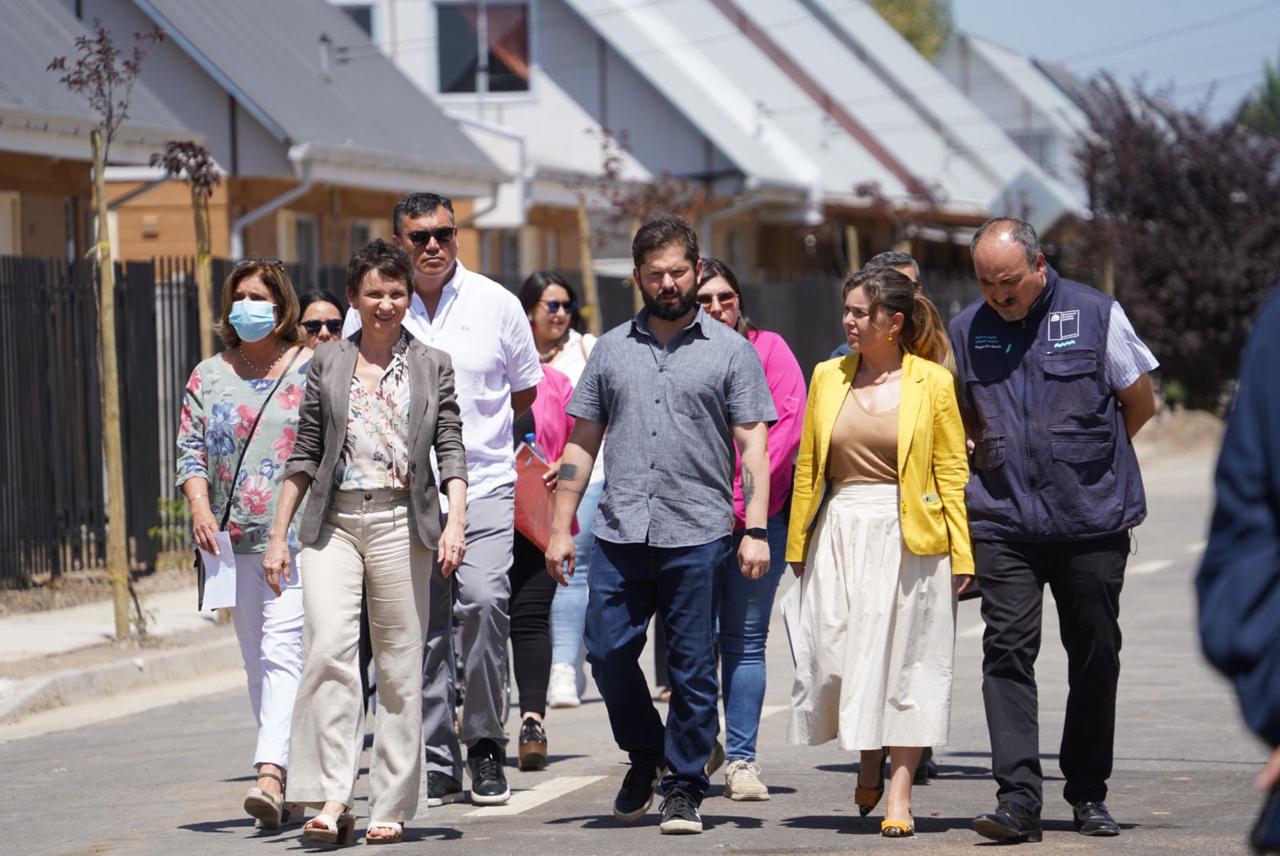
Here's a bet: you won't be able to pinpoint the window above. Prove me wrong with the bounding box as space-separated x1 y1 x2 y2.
349 220 371 252
294 215 319 275
438 2 530 95
337 3 374 36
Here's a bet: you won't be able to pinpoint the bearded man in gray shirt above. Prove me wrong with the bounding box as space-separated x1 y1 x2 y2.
545 216 776 836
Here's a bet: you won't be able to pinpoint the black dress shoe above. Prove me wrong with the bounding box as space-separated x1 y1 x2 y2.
426 771 463 807
914 746 938 784
1073 800 1120 836
974 801 1043 843
614 762 663 821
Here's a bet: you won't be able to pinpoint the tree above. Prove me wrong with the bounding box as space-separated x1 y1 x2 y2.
49 20 164 639
1240 52 1280 140
870 0 954 59
152 141 220 358
1077 75 1280 411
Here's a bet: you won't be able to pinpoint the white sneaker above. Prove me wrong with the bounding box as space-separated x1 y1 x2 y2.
724 759 770 801
547 662 580 708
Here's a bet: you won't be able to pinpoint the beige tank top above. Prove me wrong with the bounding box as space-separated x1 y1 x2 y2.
828 389 898 485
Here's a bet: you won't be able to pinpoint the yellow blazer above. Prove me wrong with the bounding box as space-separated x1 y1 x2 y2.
785 352 974 574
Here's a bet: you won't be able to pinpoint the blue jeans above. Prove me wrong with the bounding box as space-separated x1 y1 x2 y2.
585 536 730 800
716 512 788 762
550 479 603 666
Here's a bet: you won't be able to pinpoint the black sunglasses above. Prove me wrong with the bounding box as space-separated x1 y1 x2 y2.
406 227 457 246
540 299 577 315
235 257 285 269
301 319 343 335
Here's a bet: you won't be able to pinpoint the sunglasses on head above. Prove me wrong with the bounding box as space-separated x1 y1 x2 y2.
302 319 344 335
540 299 577 315
695 290 737 307
406 227 457 246
234 257 284 270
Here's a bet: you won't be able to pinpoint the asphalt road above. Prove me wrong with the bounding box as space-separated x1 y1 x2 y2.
2 446 1262 855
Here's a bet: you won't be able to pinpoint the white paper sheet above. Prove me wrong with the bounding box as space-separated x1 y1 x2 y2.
778 580 802 667
198 532 237 610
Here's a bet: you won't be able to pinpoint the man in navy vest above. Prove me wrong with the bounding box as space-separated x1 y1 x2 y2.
950 218 1158 843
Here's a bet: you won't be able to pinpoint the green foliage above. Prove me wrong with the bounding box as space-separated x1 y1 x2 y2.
147 496 191 552
1078 76 1280 412
1240 52 1280 140
870 0 954 59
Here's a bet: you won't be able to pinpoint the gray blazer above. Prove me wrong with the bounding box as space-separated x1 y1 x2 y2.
284 332 467 548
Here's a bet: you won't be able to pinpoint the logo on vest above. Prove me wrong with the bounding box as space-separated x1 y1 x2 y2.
1048 310 1080 342
973 334 1003 351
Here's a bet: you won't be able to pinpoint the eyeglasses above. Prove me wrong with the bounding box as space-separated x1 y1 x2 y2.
301 319 344 335
406 227 457 246
234 257 284 269
695 290 737 307
540 299 577 315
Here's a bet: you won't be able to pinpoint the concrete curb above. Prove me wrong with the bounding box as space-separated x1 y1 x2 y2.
0 628 240 723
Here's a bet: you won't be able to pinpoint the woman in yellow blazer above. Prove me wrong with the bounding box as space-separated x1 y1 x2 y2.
786 267 973 838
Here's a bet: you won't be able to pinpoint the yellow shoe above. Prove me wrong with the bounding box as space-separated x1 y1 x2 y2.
881 817 915 838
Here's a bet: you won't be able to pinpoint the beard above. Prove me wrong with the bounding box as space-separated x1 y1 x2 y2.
642 285 697 321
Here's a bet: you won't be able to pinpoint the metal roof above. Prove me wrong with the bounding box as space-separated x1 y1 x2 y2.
131 0 505 183
0 0 190 160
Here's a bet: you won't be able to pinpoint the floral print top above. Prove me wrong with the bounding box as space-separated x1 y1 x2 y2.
336 335 412 490
175 352 310 554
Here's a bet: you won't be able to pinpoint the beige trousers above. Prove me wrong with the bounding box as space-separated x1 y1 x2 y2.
288 489 431 821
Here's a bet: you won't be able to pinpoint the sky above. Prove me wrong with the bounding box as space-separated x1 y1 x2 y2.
951 0 1280 118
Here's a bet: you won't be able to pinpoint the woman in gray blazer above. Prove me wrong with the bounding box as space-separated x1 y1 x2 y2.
263 239 467 845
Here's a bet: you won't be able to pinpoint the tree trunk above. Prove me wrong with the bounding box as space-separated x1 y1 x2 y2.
576 193 602 336
92 129 135 640
192 188 216 358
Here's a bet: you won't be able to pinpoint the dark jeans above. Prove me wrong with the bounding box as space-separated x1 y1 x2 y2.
977 534 1128 813
510 533 557 716
586 536 730 800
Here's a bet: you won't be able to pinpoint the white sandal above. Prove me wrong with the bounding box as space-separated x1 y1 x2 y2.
302 809 355 846
366 821 403 845
244 770 293 829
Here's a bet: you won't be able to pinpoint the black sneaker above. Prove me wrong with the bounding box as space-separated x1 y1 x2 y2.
659 787 703 835
518 716 548 771
1073 800 1120 836
467 738 511 805
973 800 1043 843
426 771 463 807
613 762 662 822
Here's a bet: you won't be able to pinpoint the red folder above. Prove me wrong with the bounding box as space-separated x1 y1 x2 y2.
514 443 556 553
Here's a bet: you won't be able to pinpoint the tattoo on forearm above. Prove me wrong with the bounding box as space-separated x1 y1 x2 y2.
742 467 756 509
559 463 580 483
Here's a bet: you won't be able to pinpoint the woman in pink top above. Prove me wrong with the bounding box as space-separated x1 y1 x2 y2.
507 363 575 771
696 257 806 801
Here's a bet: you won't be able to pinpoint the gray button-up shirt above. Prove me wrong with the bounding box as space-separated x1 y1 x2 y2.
568 308 777 548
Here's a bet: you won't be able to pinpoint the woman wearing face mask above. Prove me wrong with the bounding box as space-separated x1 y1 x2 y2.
786 267 973 838
175 259 311 830
298 290 345 349
691 258 806 800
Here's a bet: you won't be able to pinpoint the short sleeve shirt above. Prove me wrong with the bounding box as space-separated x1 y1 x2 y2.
568 308 777 547
1105 302 1159 390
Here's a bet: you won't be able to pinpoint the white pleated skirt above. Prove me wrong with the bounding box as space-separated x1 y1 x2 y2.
787 482 956 751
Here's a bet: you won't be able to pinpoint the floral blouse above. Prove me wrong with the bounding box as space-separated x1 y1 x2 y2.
175 352 310 554
336 336 412 490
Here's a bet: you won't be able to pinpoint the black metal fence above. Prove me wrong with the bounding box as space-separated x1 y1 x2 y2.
0 254 979 586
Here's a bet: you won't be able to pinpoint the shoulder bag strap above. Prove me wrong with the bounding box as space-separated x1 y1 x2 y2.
218 346 304 531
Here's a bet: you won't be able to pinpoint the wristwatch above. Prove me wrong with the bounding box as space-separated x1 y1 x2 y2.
743 527 768 540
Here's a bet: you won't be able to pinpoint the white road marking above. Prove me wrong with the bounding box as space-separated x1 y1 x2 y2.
760 704 788 719
465 775 605 818
960 622 986 639
0 668 243 743
1130 559 1176 576
1187 540 1207 554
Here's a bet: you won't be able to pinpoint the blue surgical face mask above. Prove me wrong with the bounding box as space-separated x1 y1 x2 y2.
228 299 277 343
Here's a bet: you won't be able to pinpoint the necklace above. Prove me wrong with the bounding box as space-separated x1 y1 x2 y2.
238 343 287 376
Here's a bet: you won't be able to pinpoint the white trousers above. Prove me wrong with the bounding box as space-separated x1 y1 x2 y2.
228 550 305 770
288 490 431 821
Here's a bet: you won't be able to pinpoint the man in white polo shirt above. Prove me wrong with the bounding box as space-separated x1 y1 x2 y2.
343 192 542 806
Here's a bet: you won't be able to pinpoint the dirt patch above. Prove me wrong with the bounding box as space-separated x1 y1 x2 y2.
1133 407 1225 459
0 555 196 618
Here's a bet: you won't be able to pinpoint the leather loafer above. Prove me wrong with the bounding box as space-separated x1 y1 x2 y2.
974 801 1043 843
1073 800 1120 836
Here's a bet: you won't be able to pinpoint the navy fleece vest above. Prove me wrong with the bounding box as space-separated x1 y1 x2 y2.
948 265 1146 542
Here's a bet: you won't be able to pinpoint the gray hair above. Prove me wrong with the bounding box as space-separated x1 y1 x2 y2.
970 217 1040 266
864 250 920 280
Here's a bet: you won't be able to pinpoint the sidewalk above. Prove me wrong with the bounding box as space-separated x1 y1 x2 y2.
0 584 241 731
